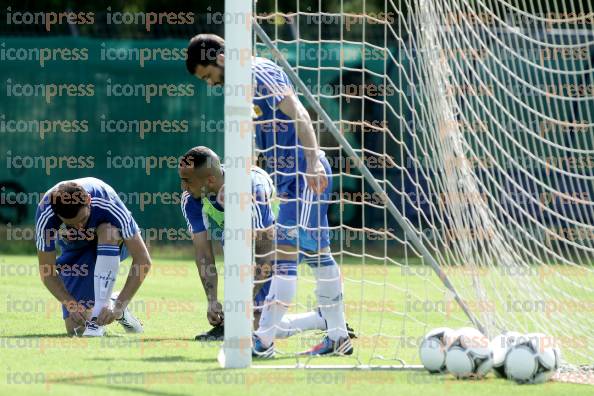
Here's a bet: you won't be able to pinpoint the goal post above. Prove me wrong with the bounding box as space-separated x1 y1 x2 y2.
219 0 253 369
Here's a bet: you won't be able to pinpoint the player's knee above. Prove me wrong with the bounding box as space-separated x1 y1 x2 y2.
312 259 343 303
97 223 121 245
315 283 343 304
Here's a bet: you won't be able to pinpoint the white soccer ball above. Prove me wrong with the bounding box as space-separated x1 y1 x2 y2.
490 331 523 378
445 327 493 379
504 333 560 384
419 327 454 373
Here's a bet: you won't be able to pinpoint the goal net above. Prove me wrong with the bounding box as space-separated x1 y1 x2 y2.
227 0 594 369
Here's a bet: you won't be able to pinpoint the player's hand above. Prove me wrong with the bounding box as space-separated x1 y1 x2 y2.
97 306 124 326
207 300 224 326
306 159 328 194
64 300 88 325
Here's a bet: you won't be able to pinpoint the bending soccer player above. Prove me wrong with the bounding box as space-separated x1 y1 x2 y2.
187 35 352 357
179 146 331 341
35 177 150 336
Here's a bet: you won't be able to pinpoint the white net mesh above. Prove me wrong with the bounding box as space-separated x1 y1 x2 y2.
252 0 593 367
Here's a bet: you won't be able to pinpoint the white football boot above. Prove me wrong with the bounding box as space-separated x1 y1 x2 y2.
111 292 144 334
82 317 105 337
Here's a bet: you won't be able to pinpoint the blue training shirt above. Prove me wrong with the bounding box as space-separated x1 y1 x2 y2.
35 177 139 252
252 56 313 194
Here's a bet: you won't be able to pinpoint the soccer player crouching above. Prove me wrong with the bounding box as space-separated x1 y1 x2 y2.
35 177 151 336
187 35 352 357
179 146 330 341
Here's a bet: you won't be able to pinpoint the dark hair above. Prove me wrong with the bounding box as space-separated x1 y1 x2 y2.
49 182 89 219
179 146 220 170
186 34 225 74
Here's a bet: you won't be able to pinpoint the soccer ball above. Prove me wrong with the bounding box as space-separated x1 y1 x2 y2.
504 333 560 384
490 331 523 378
419 327 454 373
445 327 493 379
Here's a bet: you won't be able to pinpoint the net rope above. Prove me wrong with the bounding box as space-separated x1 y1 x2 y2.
252 0 593 367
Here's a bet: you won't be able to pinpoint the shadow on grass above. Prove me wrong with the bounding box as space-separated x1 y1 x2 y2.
55 382 190 396
48 369 200 396
91 356 216 364
0 335 197 341
5 335 203 340
124 337 201 342
1 333 69 338
90 353 317 366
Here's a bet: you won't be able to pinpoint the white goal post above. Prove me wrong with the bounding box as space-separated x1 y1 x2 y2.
219 0 253 369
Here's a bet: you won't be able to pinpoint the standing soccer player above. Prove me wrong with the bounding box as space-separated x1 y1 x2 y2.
186 34 352 357
35 177 150 336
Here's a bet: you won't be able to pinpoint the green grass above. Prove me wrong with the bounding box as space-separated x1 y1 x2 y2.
0 254 591 395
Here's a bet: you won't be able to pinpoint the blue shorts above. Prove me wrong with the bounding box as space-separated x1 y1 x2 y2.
57 240 127 319
276 155 332 252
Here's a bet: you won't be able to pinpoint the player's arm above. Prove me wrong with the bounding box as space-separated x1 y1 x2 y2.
37 250 87 325
278 91 328 194
104 232 151 324
35 205 88 325
192 231 223 325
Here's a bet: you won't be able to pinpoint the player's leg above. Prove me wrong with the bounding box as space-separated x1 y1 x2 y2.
252 213 348 339
253 210 299 356
83 222 122 336
276 311 357 339
253 232 329 337
109 242 143 333
251 172 301 356
90 222 121 317
302 251 352 355
299 156 351 355
275 310 326 338
85 223 143 335
57 246 97 336
255 275 329 338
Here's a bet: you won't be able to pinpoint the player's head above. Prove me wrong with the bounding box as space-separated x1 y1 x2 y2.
179 146 224 199
186 34 225 86
49 182 91 228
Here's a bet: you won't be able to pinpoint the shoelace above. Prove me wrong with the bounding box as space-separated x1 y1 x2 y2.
86 321 99 330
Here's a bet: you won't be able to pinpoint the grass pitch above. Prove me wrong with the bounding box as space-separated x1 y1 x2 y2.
0 254 591 395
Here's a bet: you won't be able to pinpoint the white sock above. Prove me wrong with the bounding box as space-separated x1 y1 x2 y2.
307 255 348 341
255 260 297 346
90 245 120 319
276 310 327 339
